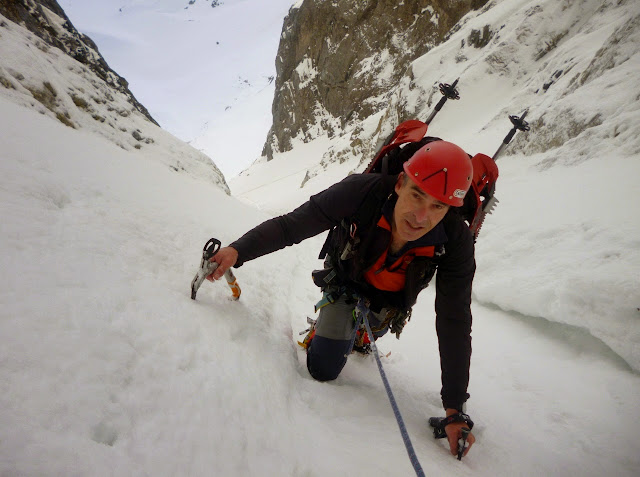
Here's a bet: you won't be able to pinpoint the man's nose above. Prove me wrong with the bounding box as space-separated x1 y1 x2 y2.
413 206 431 224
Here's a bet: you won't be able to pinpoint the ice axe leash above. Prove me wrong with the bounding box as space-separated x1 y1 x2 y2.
428 414 474 460
190 238 241 301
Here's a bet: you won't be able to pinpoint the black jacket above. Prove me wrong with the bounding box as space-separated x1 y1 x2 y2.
231 173 475 410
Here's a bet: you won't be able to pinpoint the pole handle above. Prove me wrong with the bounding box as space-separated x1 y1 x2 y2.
425 78 460 124
493 109 531 161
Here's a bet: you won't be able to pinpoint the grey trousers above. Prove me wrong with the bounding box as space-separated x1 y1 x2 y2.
307 294 389 381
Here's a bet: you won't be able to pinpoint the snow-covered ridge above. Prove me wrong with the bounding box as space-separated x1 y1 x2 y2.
310 0 640 173
0 7 229 192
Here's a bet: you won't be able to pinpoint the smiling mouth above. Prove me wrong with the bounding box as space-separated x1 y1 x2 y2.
405 219 424 231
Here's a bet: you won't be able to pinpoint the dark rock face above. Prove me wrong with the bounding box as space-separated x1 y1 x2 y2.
262 0 488 159
0 0 158 125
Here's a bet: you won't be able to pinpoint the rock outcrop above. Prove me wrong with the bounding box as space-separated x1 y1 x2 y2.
262 0 489 160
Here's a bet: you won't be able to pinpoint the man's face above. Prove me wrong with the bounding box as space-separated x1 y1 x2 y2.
392 173 450 246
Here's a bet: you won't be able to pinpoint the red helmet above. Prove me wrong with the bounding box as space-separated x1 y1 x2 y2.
402 140 473 206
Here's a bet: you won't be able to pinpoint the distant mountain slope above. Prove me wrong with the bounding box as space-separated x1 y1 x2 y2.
0 0 156 124
0 0 229 192
56 0 298 179
257 0 640 180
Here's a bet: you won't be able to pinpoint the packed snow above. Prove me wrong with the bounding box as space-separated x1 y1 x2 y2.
1 0 640 476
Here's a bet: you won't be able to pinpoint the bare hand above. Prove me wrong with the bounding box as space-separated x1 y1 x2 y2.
445 421 475 457
444 409 475 457
206 246 239 281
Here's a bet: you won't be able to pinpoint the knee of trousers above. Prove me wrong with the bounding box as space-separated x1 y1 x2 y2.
306 335 352 381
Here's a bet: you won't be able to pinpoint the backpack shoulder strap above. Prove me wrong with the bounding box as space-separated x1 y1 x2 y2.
317 174 395 261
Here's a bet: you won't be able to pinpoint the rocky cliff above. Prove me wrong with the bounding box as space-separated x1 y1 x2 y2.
262 0 489 160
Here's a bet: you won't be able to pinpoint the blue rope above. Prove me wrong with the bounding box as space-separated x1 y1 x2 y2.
354 298 426 477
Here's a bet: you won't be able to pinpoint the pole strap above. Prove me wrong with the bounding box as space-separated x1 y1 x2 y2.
354 298 426 477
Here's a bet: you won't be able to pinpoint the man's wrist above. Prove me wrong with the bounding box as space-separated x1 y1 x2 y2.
441 410 474 430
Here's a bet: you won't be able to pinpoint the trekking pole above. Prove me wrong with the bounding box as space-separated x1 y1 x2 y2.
425 77 460 125
492 109 530 161
365 77 461 174
190 238 241 301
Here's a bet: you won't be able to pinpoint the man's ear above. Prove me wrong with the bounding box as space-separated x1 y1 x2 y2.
395 172 405 194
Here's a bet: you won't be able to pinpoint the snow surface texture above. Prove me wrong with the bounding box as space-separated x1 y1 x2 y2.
1 1 640 477
3 89 640 477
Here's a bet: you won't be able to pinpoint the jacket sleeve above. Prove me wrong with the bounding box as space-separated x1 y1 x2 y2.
230 174 380 267
434 213 475 410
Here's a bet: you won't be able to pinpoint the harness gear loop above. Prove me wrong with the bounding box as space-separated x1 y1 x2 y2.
389 309 412 339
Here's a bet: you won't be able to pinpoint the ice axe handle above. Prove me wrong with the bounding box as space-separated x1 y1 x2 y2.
224 268 241 300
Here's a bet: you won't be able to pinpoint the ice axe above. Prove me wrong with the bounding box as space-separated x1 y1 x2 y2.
190 238 241 300
467 110 531 239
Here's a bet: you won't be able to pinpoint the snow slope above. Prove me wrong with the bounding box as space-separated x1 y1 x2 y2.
2 86 639 477
0 7 228 193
